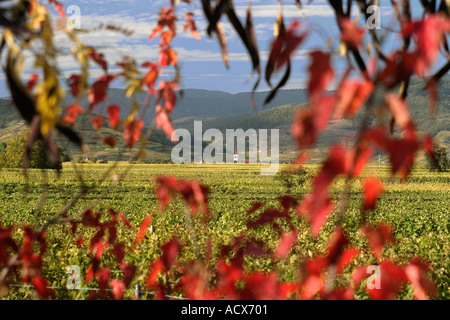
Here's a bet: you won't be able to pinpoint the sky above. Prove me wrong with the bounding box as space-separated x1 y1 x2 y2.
0 0 442 97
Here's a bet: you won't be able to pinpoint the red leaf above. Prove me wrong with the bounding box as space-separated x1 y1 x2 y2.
240 272 280 300
48 0 65 19
291 110 316 149
247 209 290 229
340 18 365 49
244 241 271 256
275 231 298 259
155 176 178 211
26 73 39 92
89 229 105 258
106 105 120 129
325 228 349 265
149 25 163 42
155 105 175 139
351 265 369 288
89 116 104 130
66 104 84 117
63 104 84 124
308 51 333 98
298 195 332 237
305 256 329 276
180 267 219 300
266 17 308 85
155 176 209 215
363 127 419 178
216 260 243 298
184 12 201 40
110 279 125 300
102 136 116 147
132 216 152 249
279 282 300 299
377 50 416 89
276 20 308 70
346 145 373 178
124 119 144 149
291 95 336 148
68 74 82 97
385 94 413 131
177 180 210 215
158 81 178 113
402 15 450 76
86 266 94 284
361 223 394 259
404 258 437 300
246 202 264 215
368 261 407 300
363 177 383 211
147 259 164 288
88 75 116 112
32 276 52 299
75 237 84 246
111 243 125 263
159 47 178 67
96 268 110 291
327 287 354 300
142 62 159 89
149 7 177 41
301 274 323 300
87 47 108 72
118 213 133 229
297 145 348 236
161 238 179 270
336 248 360 274
335 80 374 119
278 195 298 213
81 210 101 227
216 22 229 69
120 262 136 287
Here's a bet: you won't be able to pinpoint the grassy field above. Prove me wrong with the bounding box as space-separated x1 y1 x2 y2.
0 163 448 299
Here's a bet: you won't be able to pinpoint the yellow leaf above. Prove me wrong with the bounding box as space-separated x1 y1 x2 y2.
367 43 372 56
16 55 25 74
3 29 20 55
126 100 140 123
273 21 279 37
339 42 347 57
126 85 135 98
35 71 64 136
27 4 48 30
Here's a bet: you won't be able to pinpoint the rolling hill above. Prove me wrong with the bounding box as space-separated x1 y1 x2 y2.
0 78 448 164
100 88 309 120
168 78 450 163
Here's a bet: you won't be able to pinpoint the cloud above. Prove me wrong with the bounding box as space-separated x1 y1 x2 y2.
15 1 398 96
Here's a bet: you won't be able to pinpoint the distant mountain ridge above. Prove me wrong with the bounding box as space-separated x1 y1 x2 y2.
99 88 309 120
0 78 449 163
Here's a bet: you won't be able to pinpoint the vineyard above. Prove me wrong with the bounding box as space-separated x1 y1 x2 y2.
1 163 448 299
0 0 449 303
